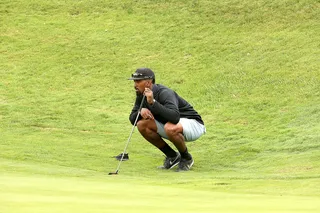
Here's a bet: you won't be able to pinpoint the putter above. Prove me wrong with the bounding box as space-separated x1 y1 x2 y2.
108 95 146 175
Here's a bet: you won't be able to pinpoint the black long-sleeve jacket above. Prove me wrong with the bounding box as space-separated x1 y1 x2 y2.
129 84 204 125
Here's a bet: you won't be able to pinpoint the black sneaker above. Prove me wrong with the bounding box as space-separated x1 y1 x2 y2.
158 153 181 169
114 153 129 161
177 157 194 171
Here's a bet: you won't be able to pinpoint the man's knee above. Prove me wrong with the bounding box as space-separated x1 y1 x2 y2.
164 122 182 136
137 119 157 134
137 119 147 131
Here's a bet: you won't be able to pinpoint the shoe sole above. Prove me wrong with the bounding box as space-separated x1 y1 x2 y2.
176 159 194 172
158 154 181 170
157 161 180 170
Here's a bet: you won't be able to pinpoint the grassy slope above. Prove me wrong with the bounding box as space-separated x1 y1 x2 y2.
1 0 320 211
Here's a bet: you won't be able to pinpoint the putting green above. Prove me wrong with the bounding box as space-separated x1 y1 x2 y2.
1 174 319 213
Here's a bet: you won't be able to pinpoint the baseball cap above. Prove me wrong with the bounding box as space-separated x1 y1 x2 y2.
128 68 155 81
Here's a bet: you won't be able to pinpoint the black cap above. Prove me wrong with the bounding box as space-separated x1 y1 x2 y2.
128 68 155 81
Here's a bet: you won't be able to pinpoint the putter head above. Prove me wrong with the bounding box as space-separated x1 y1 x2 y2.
108 171 118 175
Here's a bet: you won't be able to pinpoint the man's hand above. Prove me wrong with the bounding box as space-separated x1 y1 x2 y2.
140 108 154 120
144 88 154 105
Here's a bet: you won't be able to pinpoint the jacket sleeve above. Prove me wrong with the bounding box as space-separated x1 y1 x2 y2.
149 90 180 124
129 95 143 125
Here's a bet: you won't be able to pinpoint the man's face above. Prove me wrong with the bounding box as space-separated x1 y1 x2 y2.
134 79 150 95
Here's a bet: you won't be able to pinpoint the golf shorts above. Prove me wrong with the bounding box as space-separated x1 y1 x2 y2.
155 118 206 142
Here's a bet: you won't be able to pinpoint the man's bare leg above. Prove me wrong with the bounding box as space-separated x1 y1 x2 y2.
136 119 166 148
137 119 176 157
164 122 192 161
164 122 186 152
137 119 180 169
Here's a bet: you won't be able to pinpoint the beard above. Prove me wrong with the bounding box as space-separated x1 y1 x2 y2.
135 87 143 96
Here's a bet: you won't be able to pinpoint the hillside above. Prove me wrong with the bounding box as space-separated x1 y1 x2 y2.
1 0 319 209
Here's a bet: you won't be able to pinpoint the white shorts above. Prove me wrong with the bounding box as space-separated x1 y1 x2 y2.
155 118 206 142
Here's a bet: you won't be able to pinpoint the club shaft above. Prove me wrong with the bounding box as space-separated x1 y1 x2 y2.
113 95 146 173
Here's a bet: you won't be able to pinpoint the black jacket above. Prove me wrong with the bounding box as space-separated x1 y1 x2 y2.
129 84 204 125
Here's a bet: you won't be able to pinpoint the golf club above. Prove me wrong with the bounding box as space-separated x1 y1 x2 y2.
108 95 146 175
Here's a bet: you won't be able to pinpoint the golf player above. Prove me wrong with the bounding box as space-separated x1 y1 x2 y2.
128 68 206 171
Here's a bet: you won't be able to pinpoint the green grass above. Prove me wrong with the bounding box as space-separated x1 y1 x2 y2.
1 0 320 212
1 173 320 213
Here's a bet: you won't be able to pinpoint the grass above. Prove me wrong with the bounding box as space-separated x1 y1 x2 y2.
1 173 320 213
1 0 320 212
